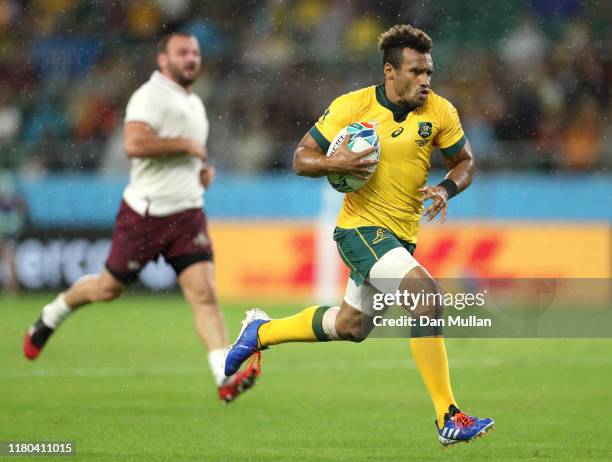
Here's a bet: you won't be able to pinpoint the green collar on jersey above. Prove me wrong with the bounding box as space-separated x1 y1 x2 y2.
375 84 413 123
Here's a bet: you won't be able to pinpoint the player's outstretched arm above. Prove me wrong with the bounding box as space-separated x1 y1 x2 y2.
124 121 207 160
419 141 475 222
293 132 377 179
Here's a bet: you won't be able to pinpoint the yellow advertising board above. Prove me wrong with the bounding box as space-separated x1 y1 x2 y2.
416 222 610 278
209 221 316 299
209 221 610 299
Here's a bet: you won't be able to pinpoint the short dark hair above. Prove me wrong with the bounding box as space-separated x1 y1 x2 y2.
157 32 195 54
377 24 432 68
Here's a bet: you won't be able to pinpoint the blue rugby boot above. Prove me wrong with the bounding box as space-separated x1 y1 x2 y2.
437 405 494 446
224 309 270 377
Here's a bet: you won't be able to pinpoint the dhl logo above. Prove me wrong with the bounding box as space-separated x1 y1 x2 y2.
211 223 610 297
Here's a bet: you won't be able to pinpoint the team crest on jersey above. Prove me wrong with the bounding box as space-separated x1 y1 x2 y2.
417 122 433 138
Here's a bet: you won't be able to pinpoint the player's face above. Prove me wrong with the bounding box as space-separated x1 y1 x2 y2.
159 36 202 87
390 48 433 107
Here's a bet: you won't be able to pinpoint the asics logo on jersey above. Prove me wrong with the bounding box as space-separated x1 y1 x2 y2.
372 229 388 245
391 127 404 137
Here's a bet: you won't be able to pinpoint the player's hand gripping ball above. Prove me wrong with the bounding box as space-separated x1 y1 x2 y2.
326 122 380 192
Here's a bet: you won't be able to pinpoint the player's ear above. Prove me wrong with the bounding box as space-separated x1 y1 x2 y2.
383 62 394 81
157 52 167 70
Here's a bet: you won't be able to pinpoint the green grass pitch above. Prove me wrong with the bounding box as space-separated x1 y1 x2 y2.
1 293 611 461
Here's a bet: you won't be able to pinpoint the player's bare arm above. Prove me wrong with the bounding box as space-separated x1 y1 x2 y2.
419 140 475 223
200 165 215 189
123 121 207 160
293 132 378 179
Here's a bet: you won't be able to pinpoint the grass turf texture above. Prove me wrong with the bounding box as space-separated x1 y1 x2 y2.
1 293 611 461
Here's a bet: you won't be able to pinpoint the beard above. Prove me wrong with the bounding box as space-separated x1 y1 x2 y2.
397 95 423 111
168 62 199 87
393 82 424 109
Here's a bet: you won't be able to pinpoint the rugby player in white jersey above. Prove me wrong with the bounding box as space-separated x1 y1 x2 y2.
23 33 258 403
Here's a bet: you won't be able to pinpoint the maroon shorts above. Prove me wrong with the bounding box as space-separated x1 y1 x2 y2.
105 200 213 284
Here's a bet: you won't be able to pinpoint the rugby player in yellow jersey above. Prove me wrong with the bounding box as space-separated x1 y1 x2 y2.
225 24 494 445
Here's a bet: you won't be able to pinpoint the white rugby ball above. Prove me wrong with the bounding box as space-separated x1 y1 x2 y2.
326 122 380 193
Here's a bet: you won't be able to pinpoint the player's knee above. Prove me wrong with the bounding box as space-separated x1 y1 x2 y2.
415 299 443 319
336 315 366 342
187 287 217 310
96 278 123 302
411 286 444 319
400 268 443 319
97 285 122 302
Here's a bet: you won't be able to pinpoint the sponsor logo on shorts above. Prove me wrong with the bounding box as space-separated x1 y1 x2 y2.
372 229 388 245
193 232 209 247
127 260 140 271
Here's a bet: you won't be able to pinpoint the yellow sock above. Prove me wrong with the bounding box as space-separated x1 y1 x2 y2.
258 305 333 347
410 336 458 428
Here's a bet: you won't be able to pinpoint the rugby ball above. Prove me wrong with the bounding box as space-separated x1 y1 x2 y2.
326 122 380 193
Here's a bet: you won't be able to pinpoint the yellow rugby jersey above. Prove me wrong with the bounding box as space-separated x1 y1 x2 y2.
309 85 466 243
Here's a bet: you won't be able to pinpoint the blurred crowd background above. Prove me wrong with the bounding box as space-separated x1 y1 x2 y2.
0 0 610 175
0 0 610 292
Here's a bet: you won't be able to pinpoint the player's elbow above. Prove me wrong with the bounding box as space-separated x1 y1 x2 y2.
292 150 307 176
293 163 306 177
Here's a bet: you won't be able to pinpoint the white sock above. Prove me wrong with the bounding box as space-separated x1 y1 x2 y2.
208 348 228 387
322 306 341 340
41 293 71 329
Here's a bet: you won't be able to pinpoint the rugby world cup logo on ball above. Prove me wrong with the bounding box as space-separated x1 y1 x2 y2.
326 122 380 193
